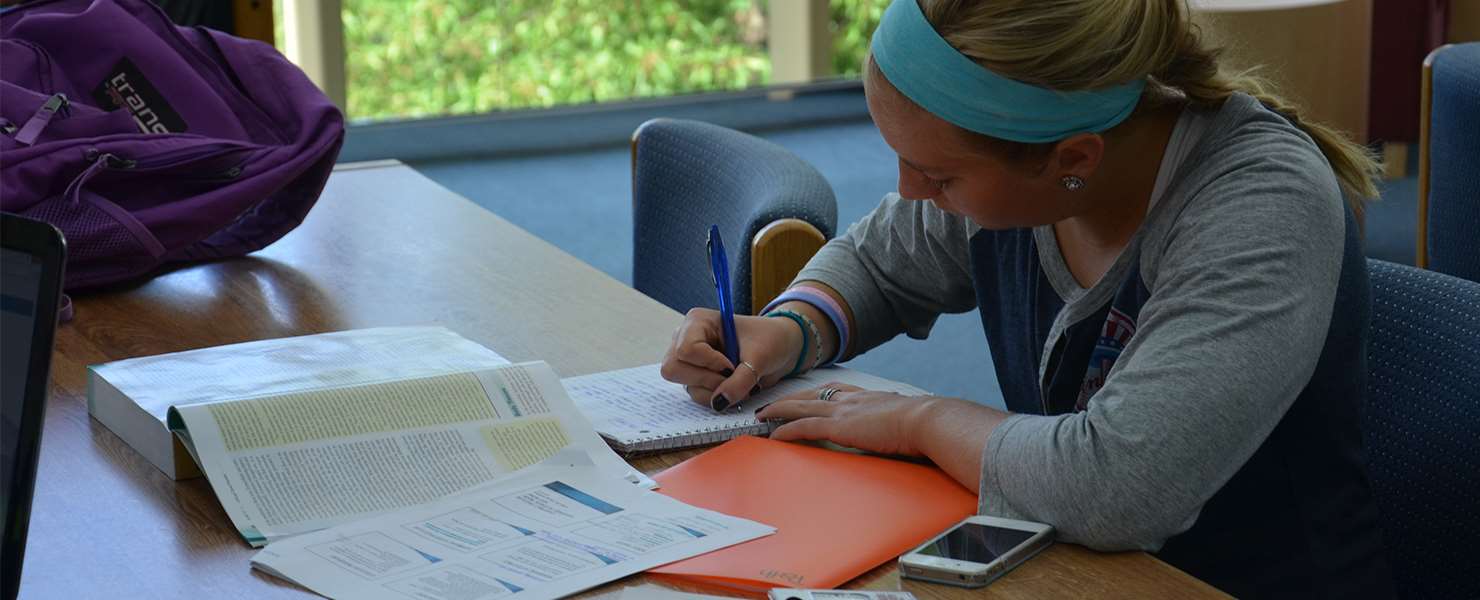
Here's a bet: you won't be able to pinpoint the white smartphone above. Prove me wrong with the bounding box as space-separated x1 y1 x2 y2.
897 515 1054 588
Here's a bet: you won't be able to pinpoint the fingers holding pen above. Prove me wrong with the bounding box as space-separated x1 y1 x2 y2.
660 309 812 412
658 359 728 392
671 308 737 372
709 317 810 411
708 357 767 411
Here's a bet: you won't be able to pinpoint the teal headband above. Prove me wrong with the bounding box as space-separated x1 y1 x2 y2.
870 0 1146 143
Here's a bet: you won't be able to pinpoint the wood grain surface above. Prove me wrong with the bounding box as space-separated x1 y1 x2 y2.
20 161 1226 599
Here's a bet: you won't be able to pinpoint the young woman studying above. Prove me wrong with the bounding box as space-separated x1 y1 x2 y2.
657 0 1393 597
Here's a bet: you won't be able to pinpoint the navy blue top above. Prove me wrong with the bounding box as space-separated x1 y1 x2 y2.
969 207 1394 598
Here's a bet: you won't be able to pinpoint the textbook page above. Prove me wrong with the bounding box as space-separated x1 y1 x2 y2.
87 326 510 480
566 364 927 447
251 464 774 600
96 326 511 422
168 361 649 546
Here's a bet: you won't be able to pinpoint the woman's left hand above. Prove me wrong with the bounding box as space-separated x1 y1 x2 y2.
755 383 939 457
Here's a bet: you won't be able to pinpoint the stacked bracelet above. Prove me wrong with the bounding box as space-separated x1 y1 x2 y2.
761 286 850 367
804 315 826 370
775 311 822 371
765 310 812 378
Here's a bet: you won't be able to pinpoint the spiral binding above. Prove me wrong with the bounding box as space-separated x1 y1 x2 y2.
619 420 779 455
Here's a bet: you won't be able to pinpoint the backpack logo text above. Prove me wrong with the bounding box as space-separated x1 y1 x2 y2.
91 57 187 134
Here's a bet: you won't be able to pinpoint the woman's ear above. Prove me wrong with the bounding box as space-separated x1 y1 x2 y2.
1050 133 1105 182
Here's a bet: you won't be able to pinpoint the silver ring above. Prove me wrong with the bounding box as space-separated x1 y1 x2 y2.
818 387 841 402
738 361 761 384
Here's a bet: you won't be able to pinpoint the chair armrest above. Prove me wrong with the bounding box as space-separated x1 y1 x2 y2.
1417 44 1438 269
750 218 827 314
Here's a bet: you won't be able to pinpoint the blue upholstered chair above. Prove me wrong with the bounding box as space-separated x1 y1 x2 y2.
1364 259 1480 599
631 118 837 315
1418 42 1480 282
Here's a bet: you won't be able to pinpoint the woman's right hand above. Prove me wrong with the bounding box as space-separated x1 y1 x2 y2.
659 308 805 411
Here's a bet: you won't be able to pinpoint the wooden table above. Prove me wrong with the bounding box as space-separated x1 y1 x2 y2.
23 161 1226 599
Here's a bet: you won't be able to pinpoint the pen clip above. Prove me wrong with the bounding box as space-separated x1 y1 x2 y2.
706 229 718 286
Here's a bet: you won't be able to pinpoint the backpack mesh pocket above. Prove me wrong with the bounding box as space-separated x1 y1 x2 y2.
22 190 163 288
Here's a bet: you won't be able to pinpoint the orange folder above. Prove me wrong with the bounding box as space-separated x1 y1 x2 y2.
649 436 977 593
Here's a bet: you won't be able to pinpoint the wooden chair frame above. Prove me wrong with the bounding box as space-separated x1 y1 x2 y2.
233 0 274 46
749 218 826 314
1415 44 1450 269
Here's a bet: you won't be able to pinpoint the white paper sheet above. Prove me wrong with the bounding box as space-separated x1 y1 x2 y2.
251 461 774 600
170 361 654 546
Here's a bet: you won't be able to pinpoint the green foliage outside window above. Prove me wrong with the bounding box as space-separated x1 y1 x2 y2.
318 0 885 122
830 0 887 78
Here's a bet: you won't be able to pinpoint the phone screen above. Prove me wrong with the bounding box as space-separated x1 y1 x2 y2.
915 522 1037 564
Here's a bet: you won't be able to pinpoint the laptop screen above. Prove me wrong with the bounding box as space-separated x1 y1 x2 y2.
2 213 65 598
0 246 46 519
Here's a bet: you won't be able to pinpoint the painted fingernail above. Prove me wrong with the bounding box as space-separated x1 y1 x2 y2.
711 394 730 412
721 368 734 377
753 402 772 416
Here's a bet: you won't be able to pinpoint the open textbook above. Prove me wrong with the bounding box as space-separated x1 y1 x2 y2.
165 361 650 546
565 364 928 455
88 326 514 479
251 457 774 600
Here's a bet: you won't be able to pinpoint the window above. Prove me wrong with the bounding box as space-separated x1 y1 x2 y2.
278 0 887 123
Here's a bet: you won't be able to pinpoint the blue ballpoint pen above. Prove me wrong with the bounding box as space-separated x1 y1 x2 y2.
707 225 742 407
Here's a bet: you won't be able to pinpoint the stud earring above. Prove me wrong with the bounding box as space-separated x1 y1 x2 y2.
1060 175 1085 191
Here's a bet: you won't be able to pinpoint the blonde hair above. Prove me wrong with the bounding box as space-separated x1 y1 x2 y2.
897 0 1379 217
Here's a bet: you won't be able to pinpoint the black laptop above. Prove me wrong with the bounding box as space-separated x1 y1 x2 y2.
1 213 66 600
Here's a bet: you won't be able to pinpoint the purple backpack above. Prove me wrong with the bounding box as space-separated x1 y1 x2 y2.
1 0 344 291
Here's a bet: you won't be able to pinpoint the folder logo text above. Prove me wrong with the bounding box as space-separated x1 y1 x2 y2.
760 569 805 585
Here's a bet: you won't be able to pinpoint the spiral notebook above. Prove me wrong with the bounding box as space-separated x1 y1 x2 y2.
563 363 927 456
